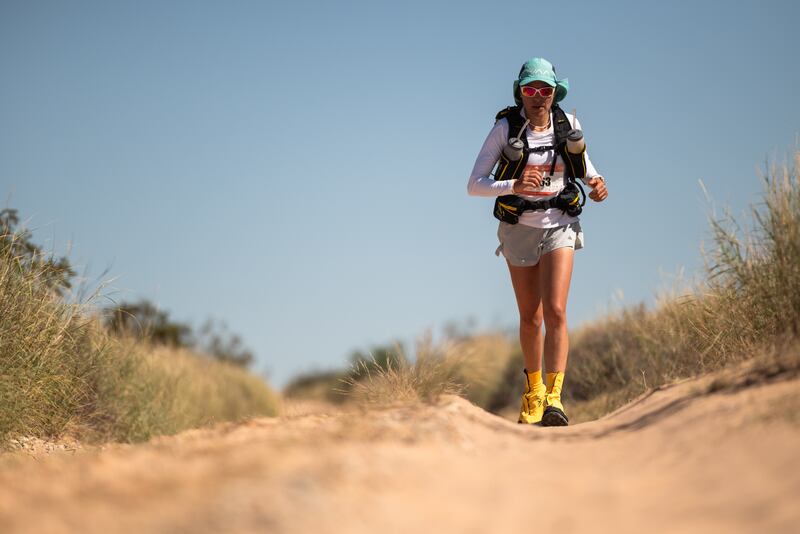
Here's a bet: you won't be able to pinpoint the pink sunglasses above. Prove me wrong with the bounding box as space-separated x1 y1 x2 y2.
520 86 555 98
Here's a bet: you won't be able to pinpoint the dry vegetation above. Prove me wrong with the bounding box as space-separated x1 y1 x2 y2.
284 333 517 410
338 333 517 407
564 151 800 420
6 147 796 449
286 148 800 423
0 234 279 447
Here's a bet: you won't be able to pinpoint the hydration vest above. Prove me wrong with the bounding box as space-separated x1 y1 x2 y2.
492 103 587 224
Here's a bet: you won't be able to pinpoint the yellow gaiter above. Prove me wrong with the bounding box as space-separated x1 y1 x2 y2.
545 371 566 412
518 368 546 425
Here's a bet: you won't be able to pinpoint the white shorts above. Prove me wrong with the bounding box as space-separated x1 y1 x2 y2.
495 221 584 267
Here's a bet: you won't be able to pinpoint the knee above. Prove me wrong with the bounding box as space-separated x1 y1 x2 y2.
543 303 567 328
519 310 543 330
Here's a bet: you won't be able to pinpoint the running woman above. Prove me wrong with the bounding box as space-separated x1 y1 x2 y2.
467 57 608 426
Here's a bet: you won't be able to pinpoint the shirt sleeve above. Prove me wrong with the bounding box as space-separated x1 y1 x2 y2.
570 116 603 185
466 119 517 197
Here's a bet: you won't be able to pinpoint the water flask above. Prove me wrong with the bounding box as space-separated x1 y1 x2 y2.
566 129 585 154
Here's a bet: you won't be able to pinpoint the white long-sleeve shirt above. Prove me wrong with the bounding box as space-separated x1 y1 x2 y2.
467 107 602 228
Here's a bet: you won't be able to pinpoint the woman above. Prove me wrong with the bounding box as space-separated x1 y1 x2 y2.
467 57 608 427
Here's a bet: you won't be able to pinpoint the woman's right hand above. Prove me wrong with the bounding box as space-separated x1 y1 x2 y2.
513 167 543 194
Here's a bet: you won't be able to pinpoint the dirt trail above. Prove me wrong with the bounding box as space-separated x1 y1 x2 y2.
1 365 799 534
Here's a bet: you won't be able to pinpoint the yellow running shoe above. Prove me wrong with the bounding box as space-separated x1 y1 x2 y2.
518 368 546 425
542 371 569 426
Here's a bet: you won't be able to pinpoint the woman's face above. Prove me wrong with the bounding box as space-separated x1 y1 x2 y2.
520 80 556 114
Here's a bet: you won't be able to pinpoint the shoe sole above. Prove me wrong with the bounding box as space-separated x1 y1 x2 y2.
540 406 569 427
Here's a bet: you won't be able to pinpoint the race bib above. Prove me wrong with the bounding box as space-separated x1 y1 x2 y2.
519 163 565 197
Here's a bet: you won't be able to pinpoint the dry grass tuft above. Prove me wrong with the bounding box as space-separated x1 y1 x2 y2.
339 334 466 407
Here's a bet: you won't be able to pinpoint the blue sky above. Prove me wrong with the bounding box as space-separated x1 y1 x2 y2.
2 1 798 388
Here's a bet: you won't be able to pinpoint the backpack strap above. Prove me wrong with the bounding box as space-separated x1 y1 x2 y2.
551 104 578 180
551 103 572 146
496 106 529 149
492 106 530 183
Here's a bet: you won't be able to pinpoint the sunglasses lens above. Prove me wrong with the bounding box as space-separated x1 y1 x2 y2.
520 86 554 97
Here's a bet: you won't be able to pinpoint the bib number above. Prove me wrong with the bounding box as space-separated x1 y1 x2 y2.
523 172 564 196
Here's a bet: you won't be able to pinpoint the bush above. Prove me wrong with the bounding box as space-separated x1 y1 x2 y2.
0 208 75 295
105 301 255 368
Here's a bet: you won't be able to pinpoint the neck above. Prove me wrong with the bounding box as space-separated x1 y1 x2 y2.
526 106 551 129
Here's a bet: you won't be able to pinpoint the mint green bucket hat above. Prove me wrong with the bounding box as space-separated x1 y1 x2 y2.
513 57 569 106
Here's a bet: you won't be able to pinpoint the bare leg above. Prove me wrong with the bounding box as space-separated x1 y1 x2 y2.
539 247 575 373
506 261 544 372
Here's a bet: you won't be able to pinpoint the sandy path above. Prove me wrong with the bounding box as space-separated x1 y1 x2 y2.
1 366 798 533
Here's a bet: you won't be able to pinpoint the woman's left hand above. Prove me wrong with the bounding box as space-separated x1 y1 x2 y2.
587 176 608 202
